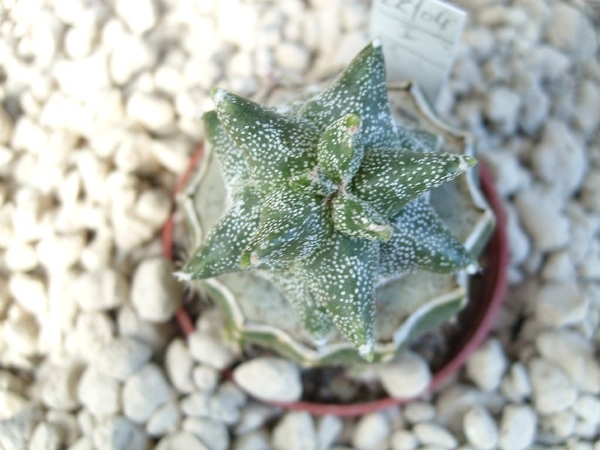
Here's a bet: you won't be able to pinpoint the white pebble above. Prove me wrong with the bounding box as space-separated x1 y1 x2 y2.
0 105 14 145
134 188 172 229
182 417 230 450
0 390 29 421
165 338 195 394
75 269 128 312
109 36 157 86
123 363 173 423
4 242 38 271
188 330 237 371
156 431 210 450
41 363 81 411
8 273 47 316
530 120 586 198
377 350 432 399
529 358 578 414
93 416 148 450
131 257 182 323
485 86 521 135
235 403 281 435
515 189 570 252
404 401 436 424
390 429 418 450
149 137 193 174
37 233 86 272
95 337 152 381
117 305 171 351
275 42 311 73
64 21 97 59
115 0 158 34
53 52 111 99
29 421 63 450
500 362 532 402
499 404 536 450
545 3 598 62
535 281 588 327
272 411 317 450
463 406 499 450
233 430 271 450
536 329 600 393
77 367 120 417
68 312 115 362
316 414 344 450
45 410 80 447
351 412 390 450
193 365 219 392
146 401 181 437
466 338 507 391
127 92 176 134
413 422 458 448
233 357 301 403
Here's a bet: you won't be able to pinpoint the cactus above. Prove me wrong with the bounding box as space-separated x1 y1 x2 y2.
178 41 494 364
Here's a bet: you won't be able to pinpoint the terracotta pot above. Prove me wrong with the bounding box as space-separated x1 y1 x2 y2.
162 144 508 417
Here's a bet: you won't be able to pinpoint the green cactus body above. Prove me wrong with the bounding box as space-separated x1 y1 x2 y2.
178 41 495 365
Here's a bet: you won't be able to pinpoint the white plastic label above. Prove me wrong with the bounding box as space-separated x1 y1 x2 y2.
369 0 467 107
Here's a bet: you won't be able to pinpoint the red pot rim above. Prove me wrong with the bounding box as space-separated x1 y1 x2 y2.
162 144 509 417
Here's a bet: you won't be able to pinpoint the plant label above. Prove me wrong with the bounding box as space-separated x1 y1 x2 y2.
369 0 467 108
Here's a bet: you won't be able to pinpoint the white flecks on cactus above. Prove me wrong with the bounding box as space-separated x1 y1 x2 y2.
182 41 478 358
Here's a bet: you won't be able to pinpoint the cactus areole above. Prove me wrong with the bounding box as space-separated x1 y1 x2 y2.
177 41 495 365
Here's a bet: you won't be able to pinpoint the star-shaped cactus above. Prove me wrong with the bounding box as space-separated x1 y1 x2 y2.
180 41 477 360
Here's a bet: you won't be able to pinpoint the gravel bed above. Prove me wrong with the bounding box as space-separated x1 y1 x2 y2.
0 0 599 449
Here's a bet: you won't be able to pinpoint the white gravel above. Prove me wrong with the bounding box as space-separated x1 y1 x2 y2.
0 0 598 448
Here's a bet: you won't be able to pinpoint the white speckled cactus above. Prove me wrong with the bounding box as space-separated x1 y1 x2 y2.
178 41 495 365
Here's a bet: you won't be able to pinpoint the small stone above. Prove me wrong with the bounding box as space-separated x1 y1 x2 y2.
499 404 536 450
68 436 95 450
75 269 128 312
0 105 14 145
466 338 507 391
233 357 301 403
93 416 148 450
29 421 63 450
377 350 432 399
207 382 245 425
235 403 281 435
134 188 171 229
485 86 521 134
316 414 344 450
275 42 311 73
188 331 237 371
193 365 220 392
0 405 43 450
536 329 600 393
0 390 29 420
127 92 176 134
404 401 436 424
500 362 532 402
272 411 317 450
165 338 195 394
68 312 115 362
8 273 47 316
117 305 171 351
541 250 576 281
131 257 182 323
41 363 82 411
515 189 570 252
156 431 209 450
37 233 86 272
115 0 158 34
530 120 586 198
77 367 120 417
233 430 271 450
64 21 97 59
45 411 79 447
572 395 600 427
182 417 229 450
180 392 210 417
529 358 578 414
542 410 576 439
351 412 390 450
146 401 181 437
109 36 157 86
413 422 458 448
95 337 152 381
481 152 529 198
573 80 600 137
53 52 111 99
390 429 418 450
463 406 499 450
149 137 193 174
545 3 598 62
123 363 173 423
535 281 588 327
4 242 38 271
